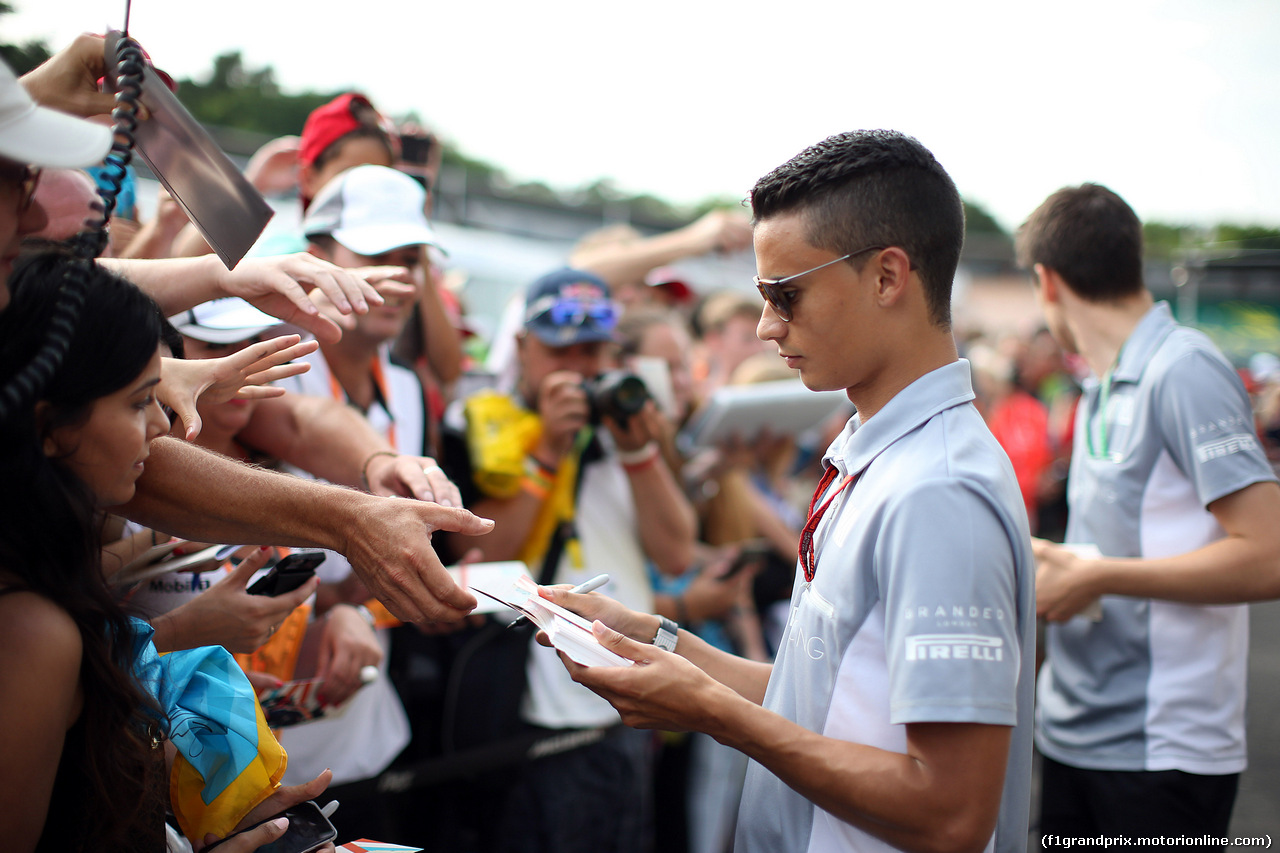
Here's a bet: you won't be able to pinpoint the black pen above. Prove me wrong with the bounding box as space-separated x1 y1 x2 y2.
506 573 610 629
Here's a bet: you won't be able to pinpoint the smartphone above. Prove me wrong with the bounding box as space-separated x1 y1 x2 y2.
721 540 773 579
399 132 435 166
247 550 326 597
204 800 336 853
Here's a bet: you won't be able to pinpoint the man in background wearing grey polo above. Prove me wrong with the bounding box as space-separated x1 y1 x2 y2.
542 130 1037 853
1020 184 1280 841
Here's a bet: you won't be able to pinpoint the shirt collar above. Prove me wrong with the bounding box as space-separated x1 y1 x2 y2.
823 359 976 477
1111 301 1176 384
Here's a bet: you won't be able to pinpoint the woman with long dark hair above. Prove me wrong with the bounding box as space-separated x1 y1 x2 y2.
0 252 331 852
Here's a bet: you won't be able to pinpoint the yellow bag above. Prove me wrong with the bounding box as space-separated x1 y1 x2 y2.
463 391 542 499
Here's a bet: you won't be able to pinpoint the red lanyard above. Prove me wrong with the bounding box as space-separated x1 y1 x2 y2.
799 465 856 583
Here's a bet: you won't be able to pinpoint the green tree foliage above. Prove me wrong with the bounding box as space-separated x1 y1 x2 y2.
1143 222 1280 257
963 200 1007 236
0 3 52 73
1214 224 1280 251
175 52 338 139
1143 222 1194 259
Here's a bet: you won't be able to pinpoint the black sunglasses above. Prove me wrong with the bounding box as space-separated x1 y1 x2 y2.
754 245 885 322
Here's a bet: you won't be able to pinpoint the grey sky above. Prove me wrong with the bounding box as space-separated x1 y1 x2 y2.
9 0 1280 230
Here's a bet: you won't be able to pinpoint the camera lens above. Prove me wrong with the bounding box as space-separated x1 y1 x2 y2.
583 371 650 426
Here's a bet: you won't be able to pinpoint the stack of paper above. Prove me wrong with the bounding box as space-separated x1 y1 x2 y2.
447 561 530 616
471 575 634 668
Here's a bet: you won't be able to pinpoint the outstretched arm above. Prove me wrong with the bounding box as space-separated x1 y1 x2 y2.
121 437 493 622
569 210 752 290
100 254 382 345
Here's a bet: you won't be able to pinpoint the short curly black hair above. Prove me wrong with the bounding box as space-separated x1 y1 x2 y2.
750 130 964 329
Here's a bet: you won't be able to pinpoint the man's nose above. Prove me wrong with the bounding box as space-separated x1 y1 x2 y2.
757 302 785 343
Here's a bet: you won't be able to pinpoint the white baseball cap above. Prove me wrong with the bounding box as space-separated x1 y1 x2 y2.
171 298 307 345
303 164 441 257
0 59 112 169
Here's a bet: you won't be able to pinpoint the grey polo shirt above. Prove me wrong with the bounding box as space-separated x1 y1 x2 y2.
735 360 1035 853
1037 302 1277 774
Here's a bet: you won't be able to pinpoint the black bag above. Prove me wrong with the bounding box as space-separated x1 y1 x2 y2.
438 519 568 755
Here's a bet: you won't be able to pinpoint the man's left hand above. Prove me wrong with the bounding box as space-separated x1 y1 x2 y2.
603 400 663 453
561 621 734 735
1033 538 1101 621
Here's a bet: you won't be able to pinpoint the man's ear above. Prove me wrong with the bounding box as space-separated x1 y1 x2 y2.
1033 263 1062 304
872 246 913 308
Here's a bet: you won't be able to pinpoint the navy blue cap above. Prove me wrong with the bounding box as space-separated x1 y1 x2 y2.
522 268 619 347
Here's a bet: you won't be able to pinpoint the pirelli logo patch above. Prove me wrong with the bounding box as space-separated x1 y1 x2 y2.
1194 432 1258 464
905 634 1004 662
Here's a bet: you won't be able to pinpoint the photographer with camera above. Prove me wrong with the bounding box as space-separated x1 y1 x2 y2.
437 268 697 853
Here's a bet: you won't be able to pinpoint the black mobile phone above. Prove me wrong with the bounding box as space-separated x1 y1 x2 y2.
399 132 435 166
247 550 326 597
721 540 773 579
204 800 337 853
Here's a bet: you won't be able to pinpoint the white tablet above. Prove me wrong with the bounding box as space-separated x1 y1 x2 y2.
679 379 852 450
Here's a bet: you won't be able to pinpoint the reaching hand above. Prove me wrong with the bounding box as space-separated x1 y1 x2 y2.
414 548 489 635
216 254 386 346
363 454 464 507
160 336 318 439
685 209 753 256
305 267 418 328
338 496 494 623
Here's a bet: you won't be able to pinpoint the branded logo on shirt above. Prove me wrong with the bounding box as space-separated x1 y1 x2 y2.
1193 432 1258 464
905 634 1003 662
902 604 1006 630
785 622 827 660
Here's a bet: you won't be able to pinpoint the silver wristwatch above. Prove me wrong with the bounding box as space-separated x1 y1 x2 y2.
651 615 679 652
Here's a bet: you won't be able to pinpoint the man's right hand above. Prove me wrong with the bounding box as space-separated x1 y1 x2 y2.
339 495 494 623
533 370 591 462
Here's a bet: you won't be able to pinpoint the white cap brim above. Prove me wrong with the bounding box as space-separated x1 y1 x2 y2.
0 102 112 169
170 299 308 345
332 222 440 258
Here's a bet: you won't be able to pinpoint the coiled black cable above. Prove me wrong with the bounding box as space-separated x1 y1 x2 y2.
0 34 145 424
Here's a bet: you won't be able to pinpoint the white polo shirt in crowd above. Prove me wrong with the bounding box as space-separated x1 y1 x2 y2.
1036 302 1277 775
735 359 1036 853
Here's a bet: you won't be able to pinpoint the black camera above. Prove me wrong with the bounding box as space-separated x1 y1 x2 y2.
582 370 650 428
